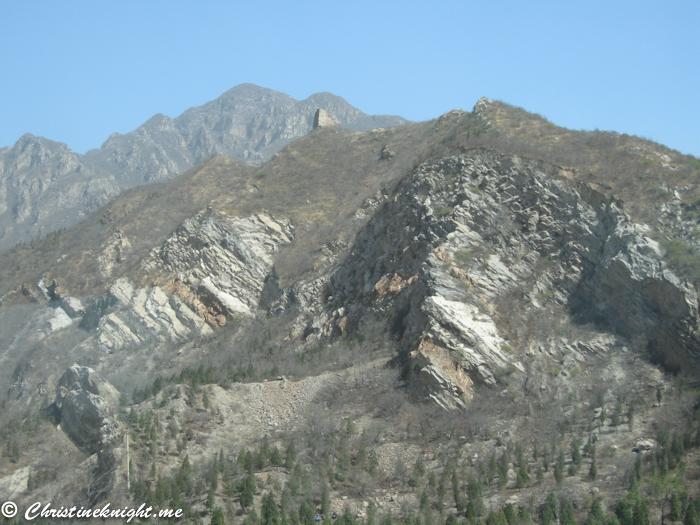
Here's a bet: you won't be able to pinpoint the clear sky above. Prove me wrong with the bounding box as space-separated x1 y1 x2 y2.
1 1 698 157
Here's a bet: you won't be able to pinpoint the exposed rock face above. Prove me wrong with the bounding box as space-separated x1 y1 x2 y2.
0 134 119 250
77 209 293 352
322 153 699 407
313 108 337 129
0 84 408 251
54 365 120 454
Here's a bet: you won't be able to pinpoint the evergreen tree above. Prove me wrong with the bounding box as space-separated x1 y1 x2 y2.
560 500 576 525
670 493 683 522
518 507 532 524
503 503 516 525
615 500 633 525
554 451 565 485
572 438 583 467
321 482 331 517
344 506 358 525
632 498 650 525
445 514 458 525
271 446 283 466
367 502 376 525
465 500 477 520
420 490 430 511
516 466 530 488
485 511 507 525
590 457 598 480
536 466 544 485
27 473 35 492
686 503 700 525
600 408 607 433
466 475 483 516
299 498 315 525
241 472 256 510
181 455 192 475
586 500 605 525
541 493 558 525
262 493 280 525
286 442 297 468
211 508 225 525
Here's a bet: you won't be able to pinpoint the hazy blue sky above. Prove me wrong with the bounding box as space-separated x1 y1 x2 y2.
1 1 698 156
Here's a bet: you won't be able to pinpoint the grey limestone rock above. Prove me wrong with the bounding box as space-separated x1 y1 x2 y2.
54 365 120 454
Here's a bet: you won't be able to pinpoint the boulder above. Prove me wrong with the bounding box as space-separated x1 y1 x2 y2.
54 365 120 454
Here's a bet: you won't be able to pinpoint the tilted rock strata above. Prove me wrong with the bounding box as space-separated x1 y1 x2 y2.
76 210 293 352
324 153 699 407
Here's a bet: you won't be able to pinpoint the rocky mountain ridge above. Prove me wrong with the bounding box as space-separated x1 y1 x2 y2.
1 97 700 524
0 84 408 251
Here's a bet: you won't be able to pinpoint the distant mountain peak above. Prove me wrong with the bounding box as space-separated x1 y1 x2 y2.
0 85 410 251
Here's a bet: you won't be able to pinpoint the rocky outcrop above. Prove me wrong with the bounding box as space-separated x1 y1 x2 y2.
313 109 337 129
76 209 294 352
53 365 120 454
323 153 700 407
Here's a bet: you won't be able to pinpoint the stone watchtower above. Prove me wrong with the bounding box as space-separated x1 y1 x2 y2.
313 108 337 129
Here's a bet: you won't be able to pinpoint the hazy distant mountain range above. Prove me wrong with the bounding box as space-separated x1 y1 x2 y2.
0 84 409 251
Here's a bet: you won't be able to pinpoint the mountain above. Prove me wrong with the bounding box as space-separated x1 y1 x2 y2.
0 84 409 251
1 98 700 523
0 135 120 251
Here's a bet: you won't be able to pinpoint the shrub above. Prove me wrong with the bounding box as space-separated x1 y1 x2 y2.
434 206 454 217
662 238 700 283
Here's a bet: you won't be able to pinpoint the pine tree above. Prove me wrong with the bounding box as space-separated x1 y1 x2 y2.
299 498 315 525
271 446 282 466
632 498 650 525
572 438 583 467
518 507 532 524
241 472 256 510
181 455 192 475
262 493 280 525
344 506 358 525
686 503 700 525
211 508 225 525
321 482 331 517
554 451 565 485
615 500 633 525
589 457 598 480
560 500 576 525
466 475 483 516
541 493 558 525
670 493 683 522
516 466 530 488
286 442 297 468
587 500 605 525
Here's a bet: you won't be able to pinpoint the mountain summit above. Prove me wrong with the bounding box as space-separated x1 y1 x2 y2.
0 84 409 251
